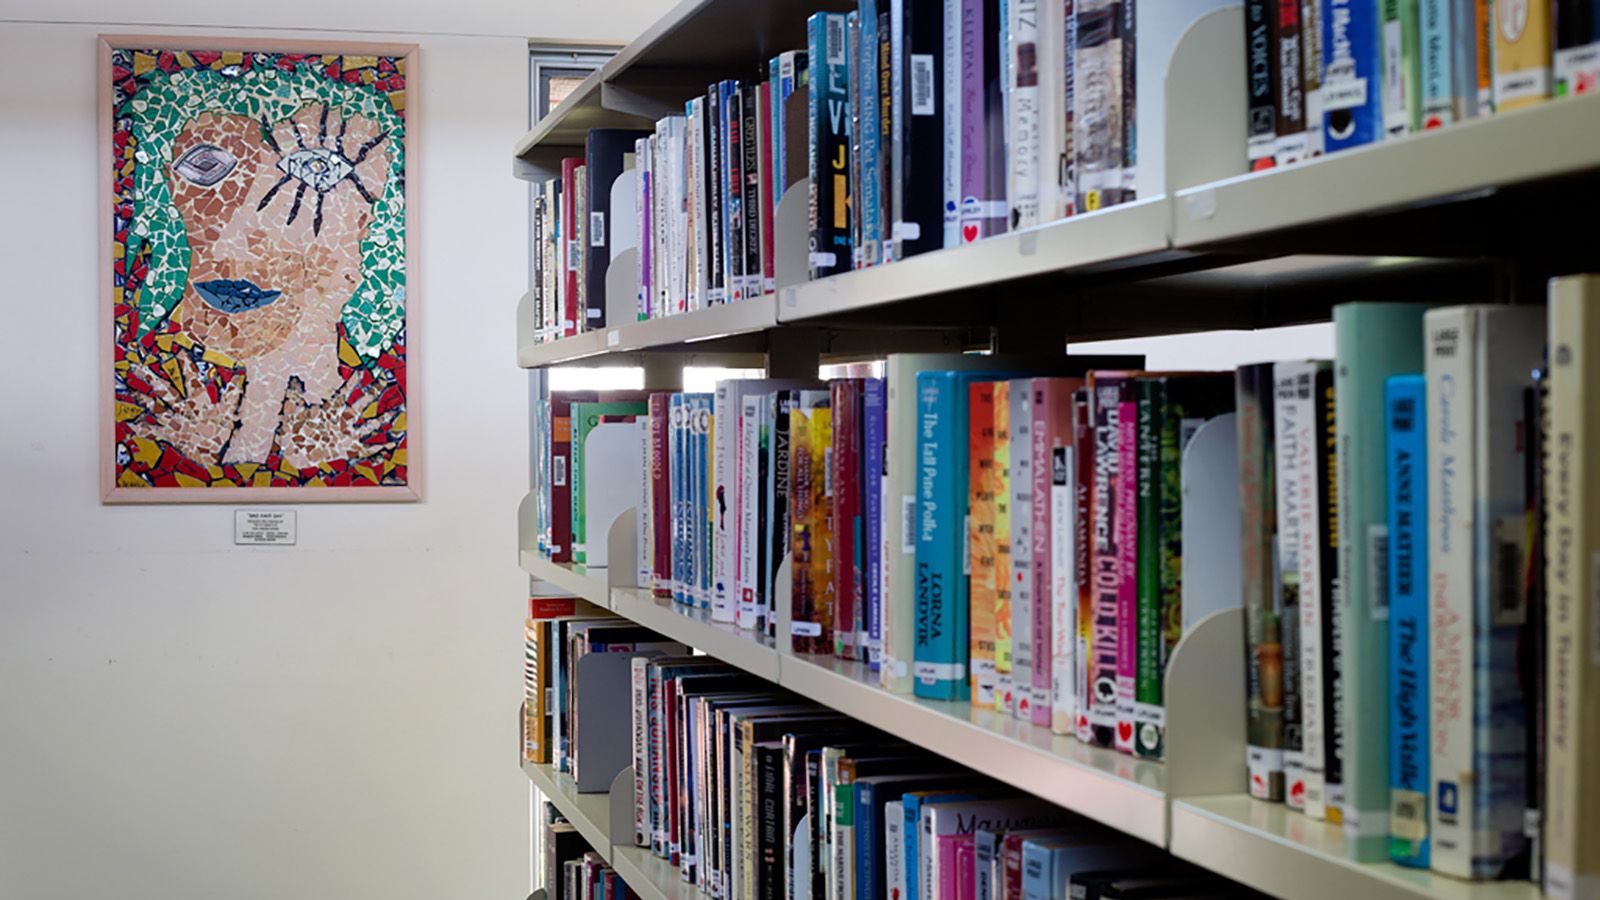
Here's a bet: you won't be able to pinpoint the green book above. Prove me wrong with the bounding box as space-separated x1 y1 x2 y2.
1133 379 1163 758
570 400 648 566
1382 0 1423 135
1333 302 1434 859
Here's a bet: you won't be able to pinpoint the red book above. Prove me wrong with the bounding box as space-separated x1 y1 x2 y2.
1030 378 1083 728
548 391 597 563
758 80 776 293
649 393 672 597
559 157 583 337
831 379 864 660
529 596 577 619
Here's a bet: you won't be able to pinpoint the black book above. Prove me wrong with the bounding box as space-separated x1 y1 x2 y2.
584 128 651 329
707 83 726 303
890 0 943 259
741 80 763 297
725 82 747 299
754 740 788 900
1243 0 1276 170
809 12 852 278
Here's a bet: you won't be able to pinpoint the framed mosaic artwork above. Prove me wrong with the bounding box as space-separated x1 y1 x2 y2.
99 37 419 502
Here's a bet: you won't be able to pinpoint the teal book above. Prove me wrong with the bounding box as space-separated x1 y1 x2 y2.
1332 302 1433 859
1385 374 1429 868
902 788 979 900
913 369 1022 701
570 400 648 566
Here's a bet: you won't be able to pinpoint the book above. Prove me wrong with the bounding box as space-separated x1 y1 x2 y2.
833 379 865 660
970 381 1002 706
549 392 599 564
1425 304 1542 880
585 129 650 329
1087 372 1134 747
1334 302 1434 853
1385 374 1430 868
1236 362 1284 800
1074 1 1130 209
1273 364 1310 809
792 390 836 654
1303 0 1326 155
995 383 1016 713
1382 0 1421 135
1044 380 1084 736
1073 389 1095 742
1545 275 1600 900
1012 379 1038 719
1245 0 1278 170
1129 379 1159 756
892 0 947 259
922 797 1076 900
1493 0 1553 110
571 400 649 567
742 81 764 299
766 391 799 637
560 157 583 333
725 83 747 303
1113 388 1138 751
810 13 852 279
859 1 885 266
1554 0 1600 96
857 774 977 900
865 378 888 668
706 84 725 304
1321 0 1386 151
1273 0 1309 163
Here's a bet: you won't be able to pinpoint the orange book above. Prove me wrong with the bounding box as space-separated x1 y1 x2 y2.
968 383 1000 706
993 384 1015 713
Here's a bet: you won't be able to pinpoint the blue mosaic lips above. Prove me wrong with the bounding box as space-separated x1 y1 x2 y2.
193 279 283 313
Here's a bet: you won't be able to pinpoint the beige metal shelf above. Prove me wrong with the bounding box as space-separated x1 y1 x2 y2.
524 761 615 864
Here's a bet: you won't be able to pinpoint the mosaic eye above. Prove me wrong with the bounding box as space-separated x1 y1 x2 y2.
173 143 237 187
278 147 355 194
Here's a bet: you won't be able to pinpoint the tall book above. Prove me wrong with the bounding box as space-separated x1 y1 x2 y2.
725 83 748 302
585 129 650 329
1334 302 1434 854
865 379 888 669
1035 378 1079 730
559 157 583 334
1303 0 1326 155
742 81 765 297
792 391 837 654
1074 1 1131 209
1554 0 1600 96
994 383 1016 712
859 1 885 265
810 13 853 279
1237 362 1284 800
1321 0 1386 151
1424 304 1541 880
1245 0 1278 170
706 84 726 305
1382 0 1421 136
1073 390 1095 741
1012 379 1039 719
1271 369 1309 790
1087 372 1133 747
833 379 866 660
1113 386 1139 750
891 0 947 259
1493 0 1553 110
942 0 963 249
1047 381 1084 736
1274 0 1309 163
970 381 1003 706
1385 374 1430 868
1545 275 1600 900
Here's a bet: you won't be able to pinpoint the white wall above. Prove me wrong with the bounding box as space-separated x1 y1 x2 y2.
0 3 670 897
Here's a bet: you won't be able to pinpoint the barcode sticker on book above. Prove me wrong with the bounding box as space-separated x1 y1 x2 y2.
1492 516 1529 626
963 514 971 575
824 448 834 496
914 660 964 683
791 621 823 637
911 54 935 115
901 495 917 553
827 15 845 64
553 456 567 487
1391 788 1427 841
1369 524 1390 621
591 212 606 247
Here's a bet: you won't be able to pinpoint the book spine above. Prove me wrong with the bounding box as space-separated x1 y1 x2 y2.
726 85 747 302
699 395 717 610
1008 0 1044 225
1386 375 1430 867
689 101 707 310
1275 0 1309 163
1493 0 1553 109
1088 376 1122 747
1473 0 1493 113
878 9 897 262
742 81 763 298
1062 0 1078 214
1303 0 1326 154
897 0 946 258
1114 396 1139 752
1382 0 1410 135
1011 380 1035 718
1133 379 1164 756
1309 365 1345 823
810 13 853 278
561 158 582 333
706 86 725 304
1073 390 1094 742
943 0 963 249
974 829 997 900
971 382 1001 706
574 164 588 326
814 399 838 655
1051 387 1080 736
1019 840 1050 900
959 0 988 245
758 81 777 293
915 372 971 701
714 384 735 622
1418 0 1453 126
670 395 687 604
640 415 654 589
849 11 864 270
885 801 905 900
790 401 819 653
1245 0 1278 169
757 742 784 900
833 381 862 660
632 656 650 846
859 2 883 267
1449 0 1482 122
770 393 796 637
551 402 575 563
1553 0 1600 96
1275 364 1309 810
1545 277 1600 900
741 395 763 630
1031 381 1056 726
1119 0 1136 203
1238 363 1285 800
1322 0 1386 151
865 379 888 669
994 384 1015 712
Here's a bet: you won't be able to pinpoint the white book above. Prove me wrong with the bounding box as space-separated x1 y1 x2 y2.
668 116 690 313
1426 305 1542 880
686 100 703 310
884 802 905 900
634 138 650 321
1049 428 1078 735
738 394 764 629
631 655 650 846
1006 0 1043 229
1273 362 1310 813
1010 379 1035 720
943 0 962 248
712 382 738 622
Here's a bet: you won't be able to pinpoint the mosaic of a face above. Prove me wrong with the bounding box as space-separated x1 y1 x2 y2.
166 102 389 462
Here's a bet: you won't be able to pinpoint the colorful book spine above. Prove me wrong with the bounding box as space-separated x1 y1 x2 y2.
865 378 887 669
791 393 831 653
1087 373 1127 747
994 383 1016 712
1132 379 1163 757
768 392 797 637
560 157 582 333
970 382 1002 706
915 371 977 701
1381 0 1420 135
740 394 764 628
1073 390 1095 741
639 411 654 589
1114 394 1139 752
1493 0 1553 109
1074 0 1129 209
1238 362 1285 800
1273 364 1308 810
959 0 989 244
1321 0 1386 151
741 81 763 299
1554 0 1600 96
1031 379 1069 728
1011 379 1036 719
943 0 963 249
1302 0 1326 155
833 379 864 660
1048 382 1079 736
1418 0 1454 127
1245 0 1278 169
705 84 725 304
1298 362 1343 822
1545 275 1600 900
809 13 852 279
1386 374 1430 868
1274 0 1309 163
695 394 716 609
726 83 747 302
1426 305 1541 880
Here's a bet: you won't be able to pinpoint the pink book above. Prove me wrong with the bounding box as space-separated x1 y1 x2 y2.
1114 398 1139 753
954 834 977 900
650 393 673 596
1031 379 1080 727
938 832 976 900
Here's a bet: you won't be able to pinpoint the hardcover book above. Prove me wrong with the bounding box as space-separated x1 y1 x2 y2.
1236 362 1284 800
1386 374 1430 867
809 13 853 278
970 381 1002 706
1321 0 1386 150
1272 364 1309 808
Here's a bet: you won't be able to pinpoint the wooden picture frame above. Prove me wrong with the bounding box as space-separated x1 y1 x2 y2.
99 35 420 502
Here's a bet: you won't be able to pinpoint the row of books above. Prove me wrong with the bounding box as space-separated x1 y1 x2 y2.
1247 0 1600 169
1233 286 1600 894
623 654 1260 900
530 0 1141 342
542 802 637 900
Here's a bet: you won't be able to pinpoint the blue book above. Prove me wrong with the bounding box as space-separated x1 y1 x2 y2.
670 394 688 604
864 377 887 671
903 789 979 900
688 393 715 608
771 55 784 221
718 80 739 300
913 369 1020 701
1386 374 1429 868
974 827 1000 900
1321 0 1385 151
808 12 852 279
1019 836 1058 900
858 0 882 267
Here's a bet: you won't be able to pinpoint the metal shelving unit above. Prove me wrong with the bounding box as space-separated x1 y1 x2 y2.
524 762 615 864
607 588 781 681
519 552 608 607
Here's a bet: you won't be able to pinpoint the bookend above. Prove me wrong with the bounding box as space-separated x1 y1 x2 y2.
1162 6 1248 212
517 287 537 348
606 505 640 597
607 765 637 847
772 557 794 656
582 422 646 572
604 249 642 332
1164 412 1247 799
773 178 810 293
574 651 674 792
518 491 537 560
609 168 640 257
